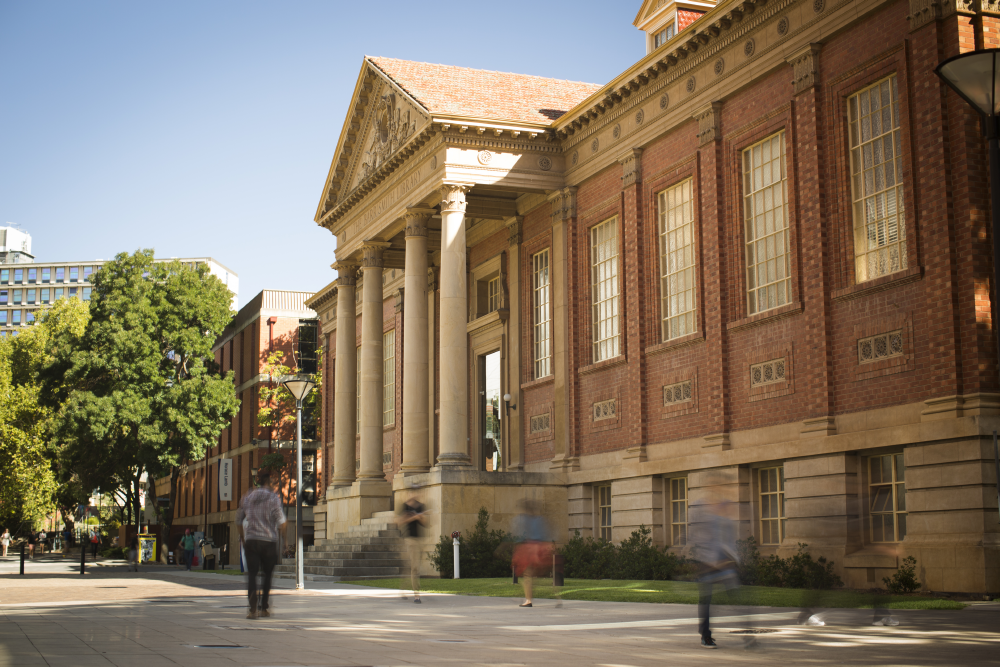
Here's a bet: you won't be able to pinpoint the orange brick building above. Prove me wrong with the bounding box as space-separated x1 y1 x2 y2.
307 0 1000 593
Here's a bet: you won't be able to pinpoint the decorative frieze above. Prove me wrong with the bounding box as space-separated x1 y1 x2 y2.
618 148 643 188
693 102 723 146
788 44 821 96
906 0 975 32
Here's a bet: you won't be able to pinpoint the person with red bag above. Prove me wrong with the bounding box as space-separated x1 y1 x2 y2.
511 499 551 608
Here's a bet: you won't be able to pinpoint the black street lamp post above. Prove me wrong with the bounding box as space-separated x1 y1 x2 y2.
279 375 316 590
936 49 1000 521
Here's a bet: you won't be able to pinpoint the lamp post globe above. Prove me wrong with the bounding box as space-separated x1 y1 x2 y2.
278 375 316 590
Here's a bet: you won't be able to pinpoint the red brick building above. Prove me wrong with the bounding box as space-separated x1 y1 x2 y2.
158 290 321 563
308 0 1000 593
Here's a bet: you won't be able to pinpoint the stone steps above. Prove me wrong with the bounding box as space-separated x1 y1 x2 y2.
282 511 406 582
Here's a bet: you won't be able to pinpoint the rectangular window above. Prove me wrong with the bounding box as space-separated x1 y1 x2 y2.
591 218 620 362
759 466 786 545
743 131 790 315
69 287 78 298
356 345 362 435
25 310 35 325
1 269 8 283
297 320 318 374
27 268 36 283
42 268 50 283
14 269 22 283
659 178 697 340
26 289 35 304
55 268 64 282
669 477 688 546
11 310 20 325
0 290 6 305
532 249 551 379
598 485 612 541
850 75 906 283
12 290 21 305
69 267 79 282
83 266 93 280
0 311 6 325
383 330 395 426
41 288 50 304
486 276 501 314
82 287 92 301
54 288 64 300
870 453 906 543
654 23 675 48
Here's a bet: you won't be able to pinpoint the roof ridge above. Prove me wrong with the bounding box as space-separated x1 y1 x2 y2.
365 55 601 88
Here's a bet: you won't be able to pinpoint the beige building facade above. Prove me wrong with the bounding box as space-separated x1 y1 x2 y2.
306 0 1000 594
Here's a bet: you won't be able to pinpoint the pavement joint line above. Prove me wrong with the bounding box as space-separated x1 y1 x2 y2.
500 611 800 632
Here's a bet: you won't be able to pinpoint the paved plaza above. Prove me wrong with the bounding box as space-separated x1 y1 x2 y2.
1 556 999 666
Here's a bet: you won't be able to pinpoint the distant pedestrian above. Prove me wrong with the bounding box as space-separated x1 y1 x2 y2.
37 529 47 555
397 486 426 603
127 535 139 572
236 471 286 620
27 531 36 559
90 530 101 558
511 499 552 608
62 527 72 555
1 528 10 557
179 529 196 571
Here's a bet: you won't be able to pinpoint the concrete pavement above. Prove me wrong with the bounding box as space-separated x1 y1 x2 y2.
1 557 998 666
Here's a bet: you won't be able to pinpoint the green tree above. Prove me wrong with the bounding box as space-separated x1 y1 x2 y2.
43 250 239 541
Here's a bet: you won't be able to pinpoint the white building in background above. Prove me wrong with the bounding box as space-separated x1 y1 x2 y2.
0 226 238 337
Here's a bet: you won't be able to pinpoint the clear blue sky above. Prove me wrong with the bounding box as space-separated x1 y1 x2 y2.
1 1 643 309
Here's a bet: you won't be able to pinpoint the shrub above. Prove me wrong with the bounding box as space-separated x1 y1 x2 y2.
430 507 514 578
100 546 127 559
883 556 920 594
560 526 690 580
736 537 842 589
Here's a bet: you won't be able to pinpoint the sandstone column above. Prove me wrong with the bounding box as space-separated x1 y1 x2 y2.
436 183 473 467
401 208 433 473
548 188 576 472
331 262 359 488
427 267 438 468
358 242 389 480
505 217 524 471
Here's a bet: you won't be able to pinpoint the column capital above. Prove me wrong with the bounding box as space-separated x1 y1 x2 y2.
547 187 577 224
787 44 822 96
693 101 723 146
618 148 643 189
332 261 359 286
404 206 434 237
361 241 391 268
440 182 474 213
505 216 523 247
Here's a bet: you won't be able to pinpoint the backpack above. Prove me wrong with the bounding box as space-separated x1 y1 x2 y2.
91 534 99 544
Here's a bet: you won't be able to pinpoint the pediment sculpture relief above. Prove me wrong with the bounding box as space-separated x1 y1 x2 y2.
356 93 416 188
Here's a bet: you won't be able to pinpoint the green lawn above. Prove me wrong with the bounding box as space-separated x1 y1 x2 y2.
342 577 965 610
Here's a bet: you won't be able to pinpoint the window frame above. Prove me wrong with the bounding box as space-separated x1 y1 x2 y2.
597 485 612 541
532 248 552 379
383 330 395 427
758 466 786 546
868 453 906 543
742 130 792 316
658 178 698 341
590 217 621 362
668 477 688 547
848 74 907 284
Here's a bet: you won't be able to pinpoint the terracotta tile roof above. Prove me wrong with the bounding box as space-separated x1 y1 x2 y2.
367 56 602 126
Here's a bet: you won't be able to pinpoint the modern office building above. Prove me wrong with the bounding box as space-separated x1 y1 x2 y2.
306 0 1000 594
157 290 322 565
0 226 239 336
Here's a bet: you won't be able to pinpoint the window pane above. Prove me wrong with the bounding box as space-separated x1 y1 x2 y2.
592 219 620 361
743 132 790 315
659 179 697 341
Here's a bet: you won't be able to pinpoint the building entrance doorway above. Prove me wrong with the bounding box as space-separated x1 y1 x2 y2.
479 350 502 471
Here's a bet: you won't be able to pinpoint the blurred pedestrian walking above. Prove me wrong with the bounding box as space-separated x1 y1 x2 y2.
37 529 46 555
127 535 139 572
179 529 196 571
397 485 427 603
90 530 100 558
1 528 10 557
62 526 72 556
236 471 286 620
27 530 36 559
512 499 552 608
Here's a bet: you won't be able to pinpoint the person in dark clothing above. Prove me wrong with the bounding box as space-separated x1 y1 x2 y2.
397 487 426 603
236 472 286 619
27 531 37 559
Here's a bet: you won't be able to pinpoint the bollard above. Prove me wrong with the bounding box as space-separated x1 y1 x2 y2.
20 542 25 575
80 541 86 575
512 564 518 585
451 531 460 579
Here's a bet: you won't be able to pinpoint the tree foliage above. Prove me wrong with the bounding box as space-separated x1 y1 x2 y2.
42 250 239 534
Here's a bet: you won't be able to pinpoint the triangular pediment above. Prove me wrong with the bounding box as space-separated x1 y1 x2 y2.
315 59 431 224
